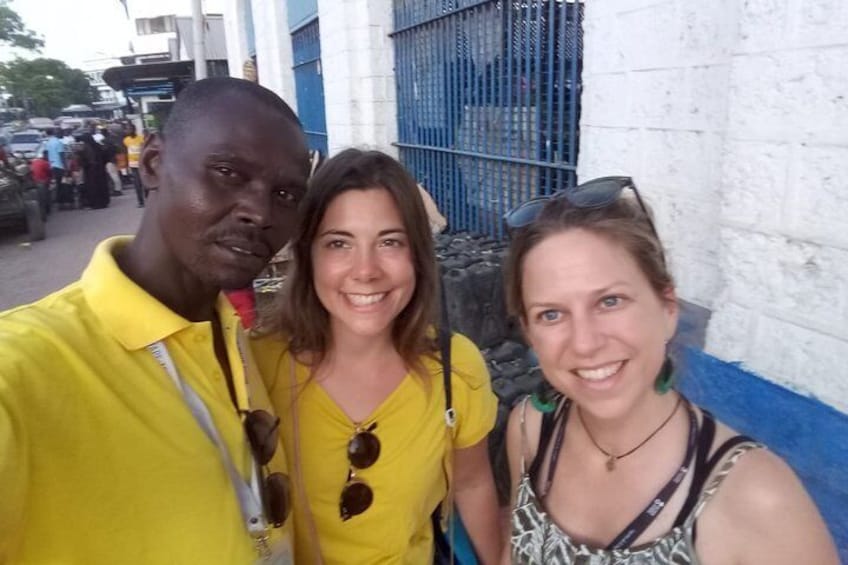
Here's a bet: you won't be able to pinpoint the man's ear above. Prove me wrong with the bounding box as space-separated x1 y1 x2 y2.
139 133 162 191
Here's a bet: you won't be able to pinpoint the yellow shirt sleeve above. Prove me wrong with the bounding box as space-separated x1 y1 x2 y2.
0 370 26 561
448 333 498 449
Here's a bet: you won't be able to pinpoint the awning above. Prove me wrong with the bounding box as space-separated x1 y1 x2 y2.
102 60 195 96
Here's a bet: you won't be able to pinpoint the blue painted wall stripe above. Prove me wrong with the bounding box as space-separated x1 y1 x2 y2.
678 348 848 559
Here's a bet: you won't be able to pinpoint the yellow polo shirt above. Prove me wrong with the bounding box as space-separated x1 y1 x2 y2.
0 237 293 564
252 332 498 564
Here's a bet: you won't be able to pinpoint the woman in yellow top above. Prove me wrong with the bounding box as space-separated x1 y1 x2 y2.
253 149 502 564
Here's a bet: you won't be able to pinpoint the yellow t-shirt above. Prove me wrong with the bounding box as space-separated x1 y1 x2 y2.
252 332 498 564
123 134 143 167
0 237 293 564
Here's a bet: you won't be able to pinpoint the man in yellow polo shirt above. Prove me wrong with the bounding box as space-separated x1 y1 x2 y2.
123 122 145 207
0 78 311 564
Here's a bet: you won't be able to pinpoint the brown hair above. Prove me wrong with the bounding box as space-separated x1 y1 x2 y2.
505 194 674 321
277 148 439 373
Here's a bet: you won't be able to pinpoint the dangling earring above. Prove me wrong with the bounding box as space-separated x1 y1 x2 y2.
654 356 674 394
530 381 558 413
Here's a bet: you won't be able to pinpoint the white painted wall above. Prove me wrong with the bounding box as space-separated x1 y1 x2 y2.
244 0 298 110
222 0 250 79
317 0 398 156
579 0 848 412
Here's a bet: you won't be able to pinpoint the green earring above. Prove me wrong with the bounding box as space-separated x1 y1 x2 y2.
530 385 558 413
654 357 674 394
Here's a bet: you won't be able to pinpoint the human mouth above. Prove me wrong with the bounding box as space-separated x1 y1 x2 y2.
216 240 268 260
574 361 624 382
345 293 387 307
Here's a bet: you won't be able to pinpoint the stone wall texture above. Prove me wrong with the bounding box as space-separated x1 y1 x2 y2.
578 0 848 412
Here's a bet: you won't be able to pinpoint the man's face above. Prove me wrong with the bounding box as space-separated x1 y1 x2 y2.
127 125 136 137
143 99 310 290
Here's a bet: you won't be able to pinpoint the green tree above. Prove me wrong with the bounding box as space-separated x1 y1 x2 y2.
0 0 43 51
0 58 97 117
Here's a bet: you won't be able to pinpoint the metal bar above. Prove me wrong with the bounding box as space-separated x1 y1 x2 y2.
556 0 567 191
394 142 577 171
544 0 555 194
567 2 581 185
390 0 495 36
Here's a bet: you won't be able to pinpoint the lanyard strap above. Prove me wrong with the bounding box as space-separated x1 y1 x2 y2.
148 341 269 537
606 403 699 550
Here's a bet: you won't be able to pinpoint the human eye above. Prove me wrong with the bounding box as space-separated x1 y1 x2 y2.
325 239 350 250
380 237 405 248
599 295 624 309
535 309 561 324
211 164 244 183
275 188 299 206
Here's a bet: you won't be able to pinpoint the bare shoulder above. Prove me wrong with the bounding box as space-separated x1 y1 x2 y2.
504 397 545 488
697 419 839 564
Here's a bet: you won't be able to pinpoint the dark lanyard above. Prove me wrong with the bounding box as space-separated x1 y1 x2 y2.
607 404 698 550
543 398 698 550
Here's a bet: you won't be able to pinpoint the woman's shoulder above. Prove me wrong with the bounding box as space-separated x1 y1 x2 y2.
696 413 838 563
447 332 489 390
248 330 295 390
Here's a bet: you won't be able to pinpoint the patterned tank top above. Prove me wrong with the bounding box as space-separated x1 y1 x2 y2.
511 396 763 564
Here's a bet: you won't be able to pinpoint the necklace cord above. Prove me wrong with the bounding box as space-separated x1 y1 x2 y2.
578 395 683 465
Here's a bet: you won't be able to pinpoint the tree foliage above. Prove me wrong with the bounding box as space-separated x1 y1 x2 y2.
0 0 43 51
0 58 98 118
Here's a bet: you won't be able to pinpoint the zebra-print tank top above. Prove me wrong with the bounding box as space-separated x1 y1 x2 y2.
510 396 762 564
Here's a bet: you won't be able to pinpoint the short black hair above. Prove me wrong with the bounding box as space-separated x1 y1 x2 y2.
162 77 302 143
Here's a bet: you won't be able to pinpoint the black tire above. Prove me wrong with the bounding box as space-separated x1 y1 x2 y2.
24 200 46 241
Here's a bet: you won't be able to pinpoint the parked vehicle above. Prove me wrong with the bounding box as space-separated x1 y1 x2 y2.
27 117 55 132
0 162 46 241
8 130 45 160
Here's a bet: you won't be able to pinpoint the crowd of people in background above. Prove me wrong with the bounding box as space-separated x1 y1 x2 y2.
20 122 149 212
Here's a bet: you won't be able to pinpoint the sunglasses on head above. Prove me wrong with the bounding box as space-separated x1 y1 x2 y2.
243 409 292 527
504 176 660 240
340 422 380 521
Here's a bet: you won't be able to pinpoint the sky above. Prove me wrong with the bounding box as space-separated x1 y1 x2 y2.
3 0 224 70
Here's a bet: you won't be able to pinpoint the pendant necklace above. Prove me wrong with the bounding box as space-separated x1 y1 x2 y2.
577 395 683 471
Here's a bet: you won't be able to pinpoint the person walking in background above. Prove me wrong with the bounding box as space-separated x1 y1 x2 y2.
30 150 52 217
77 133 110 210
123 123 145 207
101 130 122 196
45 129 71 210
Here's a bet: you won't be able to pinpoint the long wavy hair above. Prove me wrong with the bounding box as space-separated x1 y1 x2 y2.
275 148 439 374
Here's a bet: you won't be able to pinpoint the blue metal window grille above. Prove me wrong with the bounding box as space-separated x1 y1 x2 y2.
291 19 329 157
392 0 583 238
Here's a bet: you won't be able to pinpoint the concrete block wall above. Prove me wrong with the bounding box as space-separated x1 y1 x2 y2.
317 0 398 156
578 0 848 412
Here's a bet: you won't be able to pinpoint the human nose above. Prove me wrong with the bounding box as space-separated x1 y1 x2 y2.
351 246 381 282
235 183 273 228
569 312 604 357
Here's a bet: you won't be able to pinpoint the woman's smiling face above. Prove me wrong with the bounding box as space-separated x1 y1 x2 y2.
311 188 416 343
520 228 678 419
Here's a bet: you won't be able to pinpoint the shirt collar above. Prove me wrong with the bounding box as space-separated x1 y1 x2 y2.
81 236 239 351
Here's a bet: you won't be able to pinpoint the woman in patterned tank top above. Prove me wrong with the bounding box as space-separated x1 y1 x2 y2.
498 177 837 564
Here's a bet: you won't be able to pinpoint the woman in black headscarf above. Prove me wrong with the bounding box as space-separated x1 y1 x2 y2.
77 133 110 209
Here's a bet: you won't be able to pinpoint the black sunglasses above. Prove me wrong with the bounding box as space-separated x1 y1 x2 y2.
504 176 660 241
340 422 381 521
243 409 292 527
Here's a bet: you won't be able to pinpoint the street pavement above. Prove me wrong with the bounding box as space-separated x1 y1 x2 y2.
0 191 144 311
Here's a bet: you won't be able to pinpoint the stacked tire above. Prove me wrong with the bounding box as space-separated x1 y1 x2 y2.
436 232 549 503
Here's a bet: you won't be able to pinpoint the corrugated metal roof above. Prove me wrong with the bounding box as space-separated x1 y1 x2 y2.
176 15 227 61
